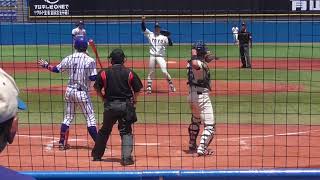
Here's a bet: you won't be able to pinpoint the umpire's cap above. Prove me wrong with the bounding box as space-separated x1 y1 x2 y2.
0 68 26 124
74 36 88 52
241 22 246 26
109 48 125 64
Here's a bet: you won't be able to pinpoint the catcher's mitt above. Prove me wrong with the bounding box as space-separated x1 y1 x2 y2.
160 29 171 36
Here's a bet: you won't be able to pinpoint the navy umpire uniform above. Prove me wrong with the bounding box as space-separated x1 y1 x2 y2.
237 22 252 68
91 49 143 166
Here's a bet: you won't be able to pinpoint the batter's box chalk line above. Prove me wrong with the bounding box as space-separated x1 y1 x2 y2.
17 134 161 152
17 129 320 152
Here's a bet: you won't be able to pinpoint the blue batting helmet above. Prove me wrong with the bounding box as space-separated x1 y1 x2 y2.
74 36 88 52
192 40 208 55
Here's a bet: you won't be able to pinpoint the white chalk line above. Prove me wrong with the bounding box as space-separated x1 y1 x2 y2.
17 134 160 152
18 129 320 152
216 129 320 151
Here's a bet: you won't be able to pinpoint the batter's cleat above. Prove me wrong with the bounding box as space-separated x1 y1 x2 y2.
169 84 176 92
197 149 214 156
146 87 152 94
121 157 134 166
58 143 70 151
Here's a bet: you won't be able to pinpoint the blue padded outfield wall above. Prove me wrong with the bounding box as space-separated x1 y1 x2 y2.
22 170 320 180
1 21 320 45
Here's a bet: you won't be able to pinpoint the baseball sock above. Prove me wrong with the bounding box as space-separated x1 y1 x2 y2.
59 124 69 144
147 80 152 88
87 126 98 142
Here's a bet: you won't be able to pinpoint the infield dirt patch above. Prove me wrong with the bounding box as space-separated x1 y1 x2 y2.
1 123 320 170
1 58 320 74
23 79 303 97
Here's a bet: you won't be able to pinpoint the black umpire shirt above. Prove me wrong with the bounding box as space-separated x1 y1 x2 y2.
94 64 143 101
238 31 252 46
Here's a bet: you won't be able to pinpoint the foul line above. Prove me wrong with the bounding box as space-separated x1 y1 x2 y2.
17 134 160 152
17 129 320 152
217 129 320 151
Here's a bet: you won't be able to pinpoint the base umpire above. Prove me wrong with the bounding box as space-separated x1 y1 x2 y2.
91 49 143 166
238 22 252 68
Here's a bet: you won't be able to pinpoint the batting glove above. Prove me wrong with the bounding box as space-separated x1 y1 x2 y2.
38 59 49 68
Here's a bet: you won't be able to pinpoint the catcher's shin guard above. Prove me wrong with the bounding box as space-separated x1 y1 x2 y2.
188 116 200 150
197 124 215 154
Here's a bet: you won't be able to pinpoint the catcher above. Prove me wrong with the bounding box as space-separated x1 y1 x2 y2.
187 41 217 156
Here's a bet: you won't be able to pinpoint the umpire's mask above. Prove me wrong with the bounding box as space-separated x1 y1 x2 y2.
109 49 126 65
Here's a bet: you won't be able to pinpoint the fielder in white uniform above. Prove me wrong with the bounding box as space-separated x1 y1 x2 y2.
72 21 86 39
232 25 239 45
37 36 97 150
187 41 216 156
141 16 176 94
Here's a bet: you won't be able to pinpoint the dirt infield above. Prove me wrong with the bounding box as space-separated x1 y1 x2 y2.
23 79 303 97
1 123 320 171
0 59 312 171
1 58 320 74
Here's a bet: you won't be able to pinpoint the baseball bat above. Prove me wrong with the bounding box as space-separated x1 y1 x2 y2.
88 39 103 69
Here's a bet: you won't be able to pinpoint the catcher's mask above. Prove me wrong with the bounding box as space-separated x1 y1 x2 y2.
192 40 208 58
108 48 126 65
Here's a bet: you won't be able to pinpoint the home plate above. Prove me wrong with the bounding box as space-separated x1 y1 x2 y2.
135 143 160 146
167 61 177 64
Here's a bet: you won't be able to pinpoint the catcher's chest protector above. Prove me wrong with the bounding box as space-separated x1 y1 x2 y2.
187 60 211 91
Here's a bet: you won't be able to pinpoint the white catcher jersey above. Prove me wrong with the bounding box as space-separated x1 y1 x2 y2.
232 27 239 34
56 52 97 92
144 28 169 57
72 27 86 37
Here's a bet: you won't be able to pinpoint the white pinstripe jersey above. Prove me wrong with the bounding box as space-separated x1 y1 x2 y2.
72 27 86 37
232 27 239 34
144 28 169 57
56 52 97 92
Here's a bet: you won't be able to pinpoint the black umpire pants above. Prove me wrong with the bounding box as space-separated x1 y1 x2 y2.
91 101 135 160
240 44 251 68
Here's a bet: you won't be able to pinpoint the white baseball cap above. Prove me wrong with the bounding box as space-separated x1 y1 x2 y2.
0 68 26 123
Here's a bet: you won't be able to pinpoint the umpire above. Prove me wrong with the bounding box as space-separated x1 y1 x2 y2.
238 22 253 68
91 49 143 166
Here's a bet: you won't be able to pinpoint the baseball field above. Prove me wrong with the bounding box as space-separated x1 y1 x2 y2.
1 43 320 170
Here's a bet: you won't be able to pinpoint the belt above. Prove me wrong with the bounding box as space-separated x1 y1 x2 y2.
106 98 130 102
189 91 203 95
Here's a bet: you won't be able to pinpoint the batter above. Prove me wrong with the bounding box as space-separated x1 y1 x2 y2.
37 36 98 150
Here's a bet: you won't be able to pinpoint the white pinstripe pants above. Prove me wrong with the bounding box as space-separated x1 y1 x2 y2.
62 87 96 127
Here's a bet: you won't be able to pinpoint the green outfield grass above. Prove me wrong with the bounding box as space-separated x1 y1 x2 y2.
13 69 320 90
13 67 320 125
18 91 320 125
1 43 320 62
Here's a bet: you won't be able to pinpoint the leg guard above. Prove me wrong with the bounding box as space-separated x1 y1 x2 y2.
188 116 201 147
197 124 215 153
121 134 133 160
